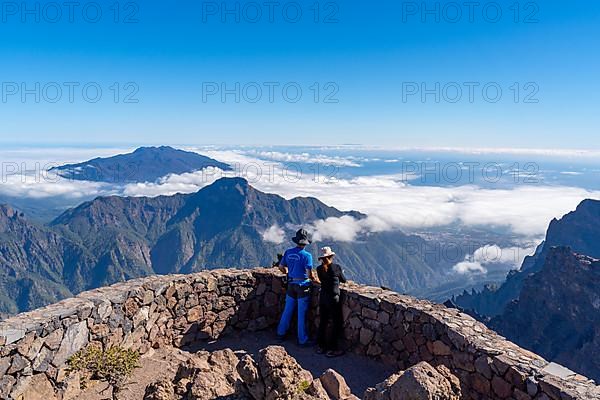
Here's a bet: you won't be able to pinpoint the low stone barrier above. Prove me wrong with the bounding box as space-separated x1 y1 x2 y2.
1 268 598 400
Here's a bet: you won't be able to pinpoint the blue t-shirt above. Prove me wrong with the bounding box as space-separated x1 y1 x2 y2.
282 247 313 283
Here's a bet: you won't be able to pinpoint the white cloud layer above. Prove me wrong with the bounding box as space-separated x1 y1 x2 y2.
262 224 285 244
305 215 391 242
0 174 111 199
337 145 600 158
453 245 537 275
238 150 362 167
82 149 600 240
1 147 599 247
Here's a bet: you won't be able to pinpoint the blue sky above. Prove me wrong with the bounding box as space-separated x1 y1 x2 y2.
0 0 598 148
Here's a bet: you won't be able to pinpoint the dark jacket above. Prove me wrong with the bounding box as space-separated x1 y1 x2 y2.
317 263 347 303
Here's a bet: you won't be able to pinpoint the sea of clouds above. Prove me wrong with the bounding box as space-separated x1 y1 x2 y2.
1 145 599 275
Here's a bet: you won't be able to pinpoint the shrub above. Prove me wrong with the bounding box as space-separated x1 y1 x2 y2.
68 345 140 398
298 379 311 393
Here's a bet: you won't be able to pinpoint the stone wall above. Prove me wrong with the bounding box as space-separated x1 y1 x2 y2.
1 269 598 400
331 281 599 400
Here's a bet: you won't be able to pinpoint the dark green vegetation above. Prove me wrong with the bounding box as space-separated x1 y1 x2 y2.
68 346 140 397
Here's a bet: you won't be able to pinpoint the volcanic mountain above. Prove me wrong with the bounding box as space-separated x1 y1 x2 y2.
50 146 231 183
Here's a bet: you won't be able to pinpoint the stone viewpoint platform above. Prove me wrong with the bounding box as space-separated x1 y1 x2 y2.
1 268 598 399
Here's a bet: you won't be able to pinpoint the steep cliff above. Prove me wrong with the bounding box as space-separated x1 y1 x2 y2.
455 199 600 316
491 247 600 382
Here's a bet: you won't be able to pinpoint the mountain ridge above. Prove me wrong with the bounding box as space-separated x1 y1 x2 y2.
454 198 600 316
0 177 445 316
490 246 600 381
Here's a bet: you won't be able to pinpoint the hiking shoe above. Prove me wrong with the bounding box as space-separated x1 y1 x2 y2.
298 339 316 348
326 350 345 358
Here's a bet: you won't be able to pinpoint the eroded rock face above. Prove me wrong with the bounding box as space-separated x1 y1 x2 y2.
172 349 247 400
237 345 330 400
364 361 461 400
255 346 318 400
144 379 175 400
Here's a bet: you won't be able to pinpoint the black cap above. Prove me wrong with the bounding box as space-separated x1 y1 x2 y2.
292 228 312 245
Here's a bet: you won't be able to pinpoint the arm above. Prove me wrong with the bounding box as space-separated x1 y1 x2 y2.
306 253 320 283
337 265 348 283
309 269 320 284
278 251 288 274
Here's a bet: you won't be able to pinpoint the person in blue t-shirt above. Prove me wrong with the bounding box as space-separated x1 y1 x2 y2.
276 228 318 346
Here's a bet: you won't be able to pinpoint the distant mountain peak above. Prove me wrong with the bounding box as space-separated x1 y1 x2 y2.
204 177 252 196
132 145 186 154
211 176 250 188
574 198 600 212
51 146 232 184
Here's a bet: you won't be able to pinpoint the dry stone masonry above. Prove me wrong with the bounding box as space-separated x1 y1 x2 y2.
1 268 599 400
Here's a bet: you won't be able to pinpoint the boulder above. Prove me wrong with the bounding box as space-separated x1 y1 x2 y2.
390 362 460 400
238 346 331 400
320 368 353 399
434 365 462 397
174 349 244 400
364 362 461 400
363 373 402 400
306 378 331 400
256 346 321 400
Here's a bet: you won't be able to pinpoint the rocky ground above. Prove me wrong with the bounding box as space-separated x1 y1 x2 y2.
78 341 462 400
190 331 395 395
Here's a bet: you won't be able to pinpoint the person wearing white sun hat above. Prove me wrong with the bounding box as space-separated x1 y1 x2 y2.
316 246 347 357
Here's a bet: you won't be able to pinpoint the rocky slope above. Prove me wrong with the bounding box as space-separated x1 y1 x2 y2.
138 346 460 400
74 345 461 400
0 178 447 315
50 146 231 183
454 199 600 317
0 205 92 313
490 247 600 382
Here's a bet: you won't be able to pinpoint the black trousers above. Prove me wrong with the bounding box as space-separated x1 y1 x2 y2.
317 297 344 351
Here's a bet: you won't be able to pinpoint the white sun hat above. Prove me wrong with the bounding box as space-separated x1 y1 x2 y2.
319 246 336 259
